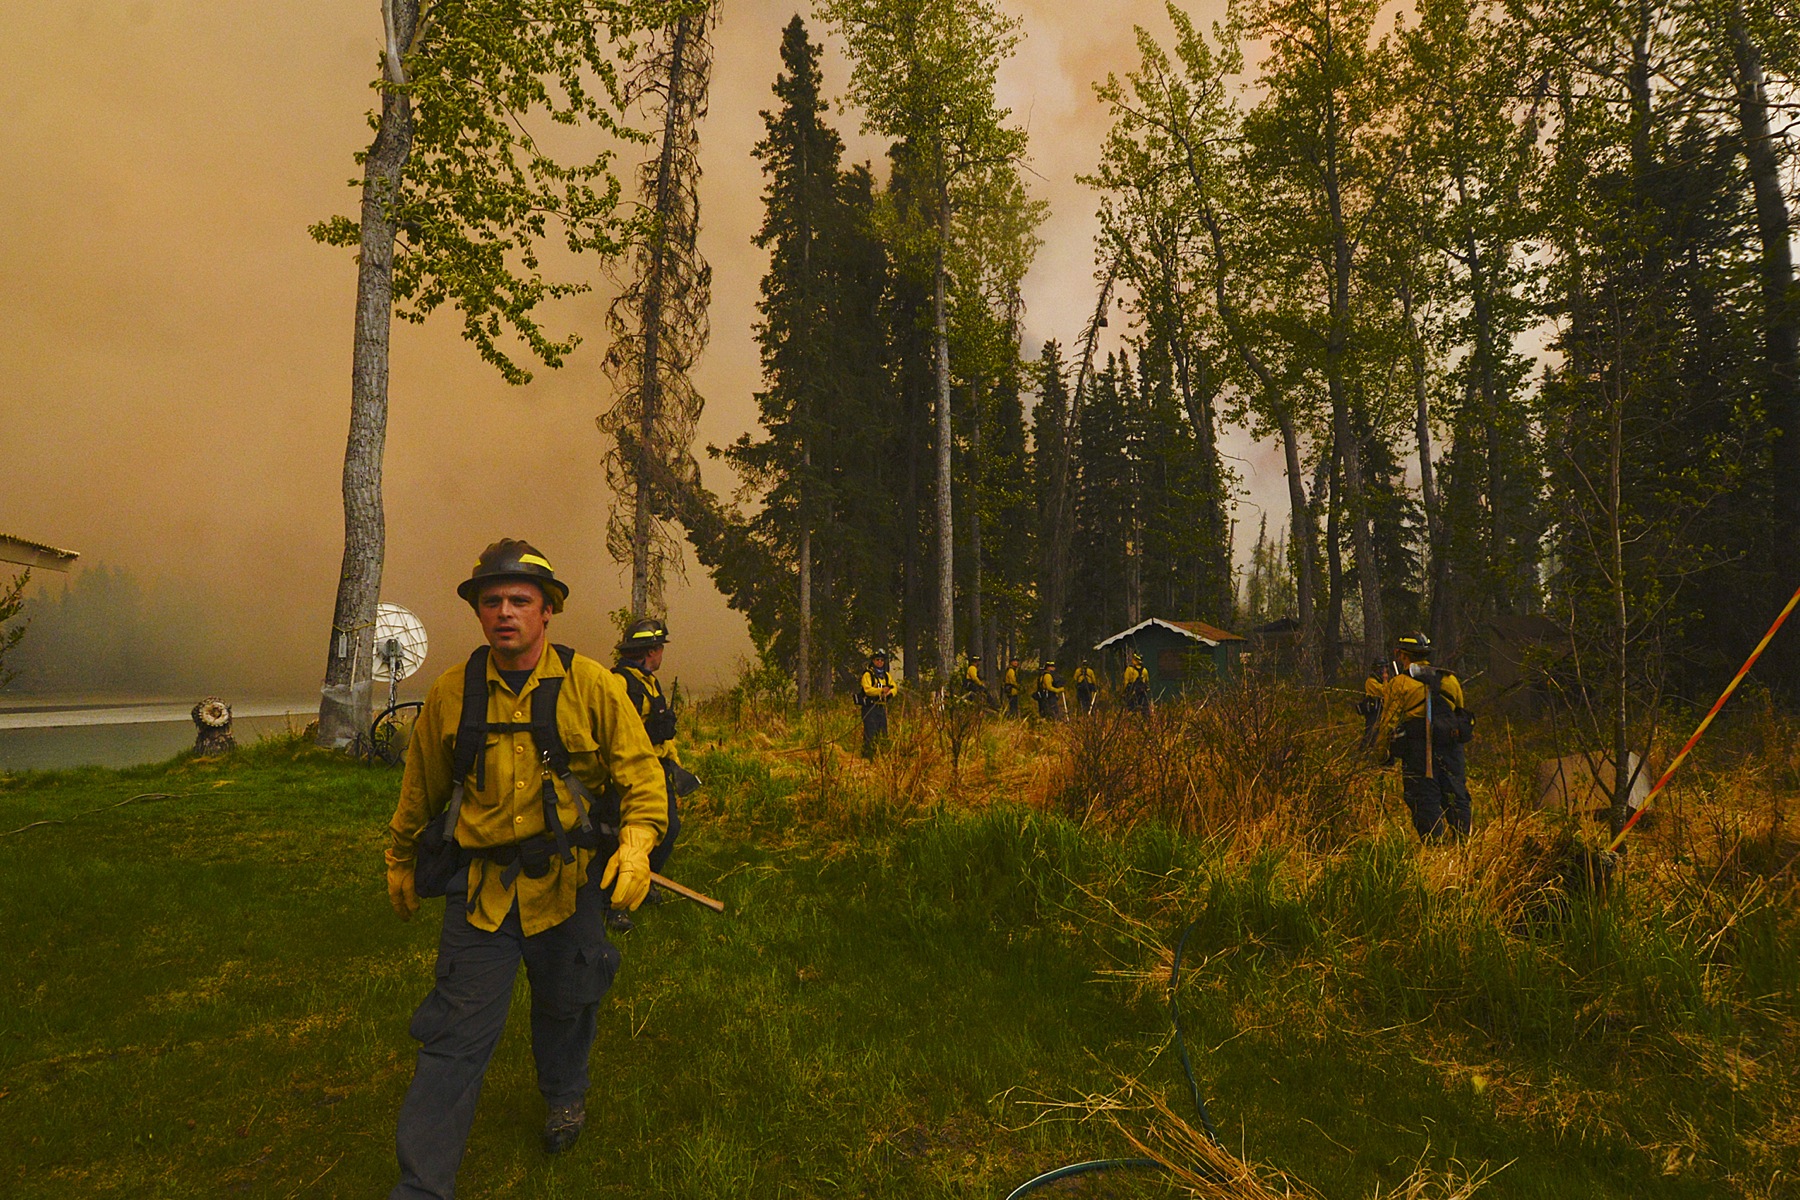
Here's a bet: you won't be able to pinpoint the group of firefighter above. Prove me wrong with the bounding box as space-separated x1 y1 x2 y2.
859 633 1476 849
379 538 1476 1199
853 649 1154 752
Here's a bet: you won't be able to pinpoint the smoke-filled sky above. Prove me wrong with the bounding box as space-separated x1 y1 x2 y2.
0 0 1284 699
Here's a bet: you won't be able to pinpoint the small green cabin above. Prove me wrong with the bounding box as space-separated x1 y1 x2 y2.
1094 618 1246 701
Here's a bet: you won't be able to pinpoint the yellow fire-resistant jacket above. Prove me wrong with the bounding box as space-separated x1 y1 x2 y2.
389 646 668 935
1037 671 1065 695
614 661 682 767
1374 659 1466 743
1072 666 1099 687
1004 667 1021 696
860 669 896 703
1122 663 1149 689
964 662 984 688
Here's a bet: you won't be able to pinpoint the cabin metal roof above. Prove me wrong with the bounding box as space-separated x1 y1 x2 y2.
1093 617 1245 651
0 533 80 572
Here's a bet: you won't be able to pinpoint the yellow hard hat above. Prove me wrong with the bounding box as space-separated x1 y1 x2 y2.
457 538 568 612
617 618 669 653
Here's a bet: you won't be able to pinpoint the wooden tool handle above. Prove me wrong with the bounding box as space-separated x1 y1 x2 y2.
650 872 726 914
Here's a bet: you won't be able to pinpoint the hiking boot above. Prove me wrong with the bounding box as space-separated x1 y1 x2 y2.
606 908 633 933
543 1101 586 1155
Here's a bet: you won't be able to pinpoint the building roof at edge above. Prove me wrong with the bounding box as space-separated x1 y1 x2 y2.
1094 617 1246 651
0 533 80 568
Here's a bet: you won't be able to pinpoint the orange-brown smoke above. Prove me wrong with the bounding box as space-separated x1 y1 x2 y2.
0 0 1274 700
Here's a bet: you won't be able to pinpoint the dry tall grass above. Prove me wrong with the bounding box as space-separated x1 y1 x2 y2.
687 672 1798 1196
1047 679 1378 848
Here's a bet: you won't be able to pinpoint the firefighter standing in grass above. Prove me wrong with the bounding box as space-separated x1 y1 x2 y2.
1004 656 1023 717
1072 659 1100 715
1034 660 1066 720
610 618 697 932
961 656 990 706
1121 652 1151 715
1373 631 1474 841
383 539 667 1198
858 650 897 756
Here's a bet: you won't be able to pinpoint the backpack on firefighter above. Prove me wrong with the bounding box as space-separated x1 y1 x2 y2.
1406 664 1476 748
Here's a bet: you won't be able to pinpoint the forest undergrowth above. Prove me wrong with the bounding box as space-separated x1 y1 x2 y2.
0 678 1793 1198
693 674 1800 1198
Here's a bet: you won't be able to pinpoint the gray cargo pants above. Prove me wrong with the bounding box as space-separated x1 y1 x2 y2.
390 876 620 1200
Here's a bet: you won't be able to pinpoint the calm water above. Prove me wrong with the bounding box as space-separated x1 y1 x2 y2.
0 711 314 772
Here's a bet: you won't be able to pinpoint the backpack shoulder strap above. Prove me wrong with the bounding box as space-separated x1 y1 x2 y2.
453 647 492 793
612 661 651 712
529 647 598 844
531 646 579 776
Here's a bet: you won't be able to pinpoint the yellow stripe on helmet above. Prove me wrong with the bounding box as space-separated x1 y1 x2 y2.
518 553 554 570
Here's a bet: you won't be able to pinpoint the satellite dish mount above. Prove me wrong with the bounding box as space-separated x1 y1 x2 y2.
373 603 429 708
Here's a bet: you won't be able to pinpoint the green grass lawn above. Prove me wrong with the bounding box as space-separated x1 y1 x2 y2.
0 728 1790 1198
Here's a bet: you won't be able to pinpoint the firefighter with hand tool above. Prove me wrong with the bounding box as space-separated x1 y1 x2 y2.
960 655 990 707
1121 652 1150 716
1373 631 1475 842
1034 660 1066 720
609 617 698 932
383 539 668 1198
858 649 897 757
1071 659 1100 715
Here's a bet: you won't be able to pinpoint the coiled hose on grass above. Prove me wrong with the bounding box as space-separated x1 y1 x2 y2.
1003 919 1222 1198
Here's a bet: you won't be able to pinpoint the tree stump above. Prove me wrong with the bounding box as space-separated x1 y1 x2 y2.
192 697 235 756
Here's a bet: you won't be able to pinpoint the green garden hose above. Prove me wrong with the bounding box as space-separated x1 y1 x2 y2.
1003 919 1221 1196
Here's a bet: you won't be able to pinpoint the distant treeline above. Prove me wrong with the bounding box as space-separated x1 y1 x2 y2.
667 1 1800 706
1084 0 1800 697
3 565 227 696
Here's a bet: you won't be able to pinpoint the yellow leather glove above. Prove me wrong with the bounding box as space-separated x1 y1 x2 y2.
600 825 658 912
386 851 419 921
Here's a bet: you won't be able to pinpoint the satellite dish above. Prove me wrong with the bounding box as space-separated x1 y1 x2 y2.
373 602 429 684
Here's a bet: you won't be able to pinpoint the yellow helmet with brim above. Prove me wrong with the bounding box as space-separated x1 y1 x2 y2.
457 539 569 613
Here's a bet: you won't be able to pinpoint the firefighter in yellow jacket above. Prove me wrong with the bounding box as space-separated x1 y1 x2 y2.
960 656 990 707
858 650 897 756
610 617 699 931
1121 652 1150 715
1034 660 1066 720
1372 631 1473 841
1003 656 1023 717
1071 660 1100 715
383 540 668 1195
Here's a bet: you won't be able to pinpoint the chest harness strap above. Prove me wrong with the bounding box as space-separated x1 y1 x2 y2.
424 645 617 909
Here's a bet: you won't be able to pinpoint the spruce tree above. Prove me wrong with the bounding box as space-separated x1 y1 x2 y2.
1030 341 1071 652
599 1 719 619
714 17 892 691
1063 353 1137 657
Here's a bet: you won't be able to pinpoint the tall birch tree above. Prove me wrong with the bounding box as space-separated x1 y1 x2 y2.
1239 0 1411 661
310 0 653 748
